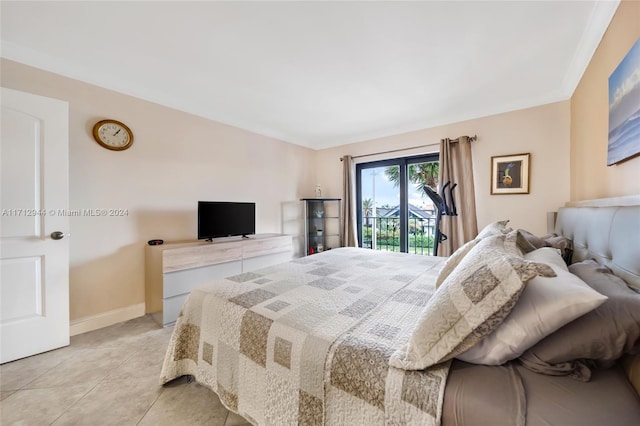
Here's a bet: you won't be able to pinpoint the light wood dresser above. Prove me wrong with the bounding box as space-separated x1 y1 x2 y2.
145 233 293 326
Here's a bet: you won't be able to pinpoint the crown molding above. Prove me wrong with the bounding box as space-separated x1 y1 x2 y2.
561 0 620 98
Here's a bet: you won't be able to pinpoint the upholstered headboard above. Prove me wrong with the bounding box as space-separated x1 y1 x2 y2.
554 199 640 395
555 204 640 291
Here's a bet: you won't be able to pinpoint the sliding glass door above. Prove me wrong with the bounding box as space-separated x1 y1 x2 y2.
359 162 402 252
356 154 439 255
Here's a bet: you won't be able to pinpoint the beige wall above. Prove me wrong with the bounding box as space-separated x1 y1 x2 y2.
571 0 640 200
316 101 571 236
1 59 315 324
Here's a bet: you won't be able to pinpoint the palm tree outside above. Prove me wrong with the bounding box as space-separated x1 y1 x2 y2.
357 155 439 256
384 162 439 192
381 161 439 255
362 198 373 226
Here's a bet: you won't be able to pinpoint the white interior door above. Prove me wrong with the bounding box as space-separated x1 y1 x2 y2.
1 87 70 363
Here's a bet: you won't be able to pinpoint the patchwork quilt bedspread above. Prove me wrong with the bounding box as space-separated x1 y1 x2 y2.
160 247 449 425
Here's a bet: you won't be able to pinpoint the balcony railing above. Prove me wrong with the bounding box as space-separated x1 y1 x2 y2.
361 216 436 256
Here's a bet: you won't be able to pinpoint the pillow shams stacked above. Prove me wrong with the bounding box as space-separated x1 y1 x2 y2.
389 234 555 370
456 248 607 365
433 220 511 290
519 259 640 381
434 224 530 289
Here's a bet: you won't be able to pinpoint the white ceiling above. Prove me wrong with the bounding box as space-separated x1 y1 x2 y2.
1 1 619 150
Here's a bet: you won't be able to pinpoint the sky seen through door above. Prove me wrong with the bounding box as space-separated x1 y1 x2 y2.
360 167 435 212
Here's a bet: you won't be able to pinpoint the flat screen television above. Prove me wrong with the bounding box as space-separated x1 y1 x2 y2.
198 201 255 240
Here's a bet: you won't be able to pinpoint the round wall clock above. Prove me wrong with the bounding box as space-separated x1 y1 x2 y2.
92 119 134 151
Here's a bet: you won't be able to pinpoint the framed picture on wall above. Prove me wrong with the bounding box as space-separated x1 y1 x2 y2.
608 37 640 166
491 153 530 195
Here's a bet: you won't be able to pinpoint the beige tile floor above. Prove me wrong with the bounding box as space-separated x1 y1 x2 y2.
0 315 250 426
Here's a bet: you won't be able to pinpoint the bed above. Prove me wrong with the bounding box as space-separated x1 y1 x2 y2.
160 199 640 425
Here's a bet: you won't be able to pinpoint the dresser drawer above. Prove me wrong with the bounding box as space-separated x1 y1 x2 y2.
162 242 242 273
163 294 189 326
163 260 242 298
243 251 293 272
242 235 293 259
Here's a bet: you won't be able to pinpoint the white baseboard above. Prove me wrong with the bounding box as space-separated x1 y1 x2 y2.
69 303 146 336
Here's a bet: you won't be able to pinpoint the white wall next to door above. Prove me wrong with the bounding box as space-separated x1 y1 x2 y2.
1 59 316 330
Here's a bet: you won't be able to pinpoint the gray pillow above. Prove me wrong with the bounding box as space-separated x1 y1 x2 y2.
518 229 573 265
518 229 548 249
545 235 573 265
505 229 537 255
519 259 640 381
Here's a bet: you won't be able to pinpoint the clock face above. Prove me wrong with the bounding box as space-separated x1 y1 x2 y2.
92 120 134 150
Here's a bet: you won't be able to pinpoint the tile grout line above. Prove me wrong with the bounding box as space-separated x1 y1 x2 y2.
53 339 161 424
48 381 100 426
48 337 148 424
2 354 67 392
60 338 155 423
135 384 166 425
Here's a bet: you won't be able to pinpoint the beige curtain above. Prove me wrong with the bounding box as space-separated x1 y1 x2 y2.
439 136 478 256
341 155 358 247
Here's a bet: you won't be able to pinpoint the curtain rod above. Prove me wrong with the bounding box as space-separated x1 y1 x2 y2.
340 135 477 161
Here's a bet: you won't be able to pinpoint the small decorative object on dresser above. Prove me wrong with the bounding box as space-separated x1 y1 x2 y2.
491 153 530 194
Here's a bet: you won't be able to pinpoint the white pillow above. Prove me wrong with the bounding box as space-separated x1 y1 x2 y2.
456 247 607 365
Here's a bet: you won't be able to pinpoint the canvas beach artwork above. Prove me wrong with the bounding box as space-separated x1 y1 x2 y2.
608 37 640 166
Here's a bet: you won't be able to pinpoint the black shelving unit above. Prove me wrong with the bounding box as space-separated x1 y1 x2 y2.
300 198 342 256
